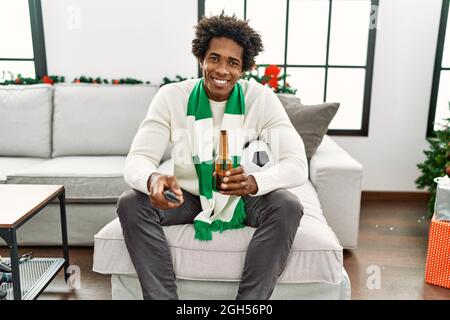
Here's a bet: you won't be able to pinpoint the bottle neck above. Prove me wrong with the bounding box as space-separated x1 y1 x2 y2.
218 130 229 159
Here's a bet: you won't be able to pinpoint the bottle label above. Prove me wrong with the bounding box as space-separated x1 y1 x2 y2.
215 161 232 190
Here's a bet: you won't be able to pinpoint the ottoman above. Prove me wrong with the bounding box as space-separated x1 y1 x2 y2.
93 180 351 300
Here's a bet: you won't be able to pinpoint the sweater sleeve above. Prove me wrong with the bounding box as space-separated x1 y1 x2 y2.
123 86 171 195
249 87 309 196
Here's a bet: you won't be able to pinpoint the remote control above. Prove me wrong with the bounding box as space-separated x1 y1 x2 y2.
0 261 11 273
164 190 181 203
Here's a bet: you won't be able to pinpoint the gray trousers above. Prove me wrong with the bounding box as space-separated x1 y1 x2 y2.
117 188 303 300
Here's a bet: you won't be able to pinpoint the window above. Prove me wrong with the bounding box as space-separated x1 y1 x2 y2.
200 0 378 136
0 0 47 81
428 0 450 137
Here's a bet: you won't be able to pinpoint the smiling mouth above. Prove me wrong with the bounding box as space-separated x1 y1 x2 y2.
212 77 229 86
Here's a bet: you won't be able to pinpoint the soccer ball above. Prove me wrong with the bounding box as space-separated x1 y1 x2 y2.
241 140 274 174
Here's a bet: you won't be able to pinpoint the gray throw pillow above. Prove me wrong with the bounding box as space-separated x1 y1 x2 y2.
284 101 340 161
276 93 301 108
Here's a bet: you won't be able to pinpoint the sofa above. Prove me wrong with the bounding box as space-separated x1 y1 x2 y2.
0 83 158 245
0 82 363 299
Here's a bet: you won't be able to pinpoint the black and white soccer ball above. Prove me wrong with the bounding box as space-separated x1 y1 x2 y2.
242 140 274 174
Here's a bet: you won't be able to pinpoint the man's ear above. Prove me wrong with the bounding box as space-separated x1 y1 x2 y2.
239 68 246 78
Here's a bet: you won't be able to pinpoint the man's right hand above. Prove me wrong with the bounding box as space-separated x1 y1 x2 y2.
148 173 184 210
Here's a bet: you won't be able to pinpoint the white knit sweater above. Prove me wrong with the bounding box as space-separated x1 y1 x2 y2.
124 78 308 197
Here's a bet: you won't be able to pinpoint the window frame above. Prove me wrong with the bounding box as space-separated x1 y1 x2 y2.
427 0 449 138
0 0 47 78
198 0 378 136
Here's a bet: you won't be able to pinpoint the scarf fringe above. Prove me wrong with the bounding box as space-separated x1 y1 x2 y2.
194 220 213 241
194 200 246 241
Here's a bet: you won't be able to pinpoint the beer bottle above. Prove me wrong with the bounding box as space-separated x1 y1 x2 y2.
215 130 233 190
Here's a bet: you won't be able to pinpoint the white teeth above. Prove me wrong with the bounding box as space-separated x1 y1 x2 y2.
213 78 227 85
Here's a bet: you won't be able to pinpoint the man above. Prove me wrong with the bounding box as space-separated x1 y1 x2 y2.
117 13 308 300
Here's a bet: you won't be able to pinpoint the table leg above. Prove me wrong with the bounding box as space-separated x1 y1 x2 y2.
9 230 21 300
58 191 70 282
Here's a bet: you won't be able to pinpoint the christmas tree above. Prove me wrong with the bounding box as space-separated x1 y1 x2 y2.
415 103 450 217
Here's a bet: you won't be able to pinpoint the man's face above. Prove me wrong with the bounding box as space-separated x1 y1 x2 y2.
200 37 244 102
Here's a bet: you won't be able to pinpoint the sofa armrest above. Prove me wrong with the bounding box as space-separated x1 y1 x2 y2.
309 135 363 249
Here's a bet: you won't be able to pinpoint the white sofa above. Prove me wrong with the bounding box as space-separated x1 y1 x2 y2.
0 83 158 245
0 82 363 299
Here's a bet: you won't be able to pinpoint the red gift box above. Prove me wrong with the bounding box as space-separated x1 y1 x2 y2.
425 214 450 289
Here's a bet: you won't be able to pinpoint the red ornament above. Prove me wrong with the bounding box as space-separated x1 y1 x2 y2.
113 79 120 85
74 79 81 83
42 75 54 84
263 65 281 90
15 78 21 84
268 77 278 89
264 65 281 77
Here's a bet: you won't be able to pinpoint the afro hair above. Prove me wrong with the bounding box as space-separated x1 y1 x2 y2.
192 12 264 72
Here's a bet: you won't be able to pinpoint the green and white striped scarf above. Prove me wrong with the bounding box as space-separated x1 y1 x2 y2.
187 79 246 241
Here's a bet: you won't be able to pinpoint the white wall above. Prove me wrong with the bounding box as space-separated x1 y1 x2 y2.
41 0 443 192
333 0 443 191
41 0 198 85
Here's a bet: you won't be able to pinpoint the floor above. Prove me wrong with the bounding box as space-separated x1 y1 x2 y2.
343 198 449 299
1 198 449 300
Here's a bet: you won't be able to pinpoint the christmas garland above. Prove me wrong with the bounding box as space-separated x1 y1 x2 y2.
162 67 298 94
0 74 151 86
1 68 299 95
160 75 192 87
160 67 299 94
242 64 297 94
73 76 150 84
0 75 65 85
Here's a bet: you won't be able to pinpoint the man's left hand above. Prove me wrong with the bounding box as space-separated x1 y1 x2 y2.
214 166 258 196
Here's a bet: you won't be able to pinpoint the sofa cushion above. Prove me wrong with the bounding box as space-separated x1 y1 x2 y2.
276 93 301 108
0 157 47 183
93 174 343 284
0 84 53 157
285 102 340 161
6 156 127 201
52 84 159 157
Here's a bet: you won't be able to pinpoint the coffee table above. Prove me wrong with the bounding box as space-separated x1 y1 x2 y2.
0 184 69 300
